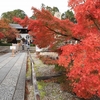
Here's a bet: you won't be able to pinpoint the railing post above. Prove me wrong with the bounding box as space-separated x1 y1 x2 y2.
28 50 40 100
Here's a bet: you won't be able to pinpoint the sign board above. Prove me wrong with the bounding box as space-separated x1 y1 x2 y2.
10 46 16 50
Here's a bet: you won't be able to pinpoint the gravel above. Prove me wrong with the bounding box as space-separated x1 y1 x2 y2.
26 53 81 100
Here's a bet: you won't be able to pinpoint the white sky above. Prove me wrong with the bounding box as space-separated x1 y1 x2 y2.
0 0 70 17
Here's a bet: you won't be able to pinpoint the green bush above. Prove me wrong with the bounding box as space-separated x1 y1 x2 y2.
0 42 12 46
30 43 35 46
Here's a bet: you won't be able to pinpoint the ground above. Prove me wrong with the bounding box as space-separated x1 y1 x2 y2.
25 52 80 100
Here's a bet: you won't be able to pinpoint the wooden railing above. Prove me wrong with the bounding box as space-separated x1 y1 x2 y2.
27 49 40 100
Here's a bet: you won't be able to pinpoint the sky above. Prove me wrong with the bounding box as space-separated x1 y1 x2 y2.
0 0 70 17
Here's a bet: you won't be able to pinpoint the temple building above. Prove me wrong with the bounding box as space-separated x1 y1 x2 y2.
10 23 33 43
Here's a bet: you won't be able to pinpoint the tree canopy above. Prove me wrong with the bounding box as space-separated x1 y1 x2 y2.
13 0 100 99
0 18 19 42
1 9 27 23
14 8 74 49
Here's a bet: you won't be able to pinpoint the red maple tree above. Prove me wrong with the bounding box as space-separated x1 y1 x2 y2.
13 0 100 99
0 19 19 42
14 8 74 49
58 0 100 99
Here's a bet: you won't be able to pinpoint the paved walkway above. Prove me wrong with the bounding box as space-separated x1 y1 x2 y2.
0 52 27 100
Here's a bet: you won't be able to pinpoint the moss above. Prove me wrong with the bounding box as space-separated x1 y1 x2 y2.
37 81 46 99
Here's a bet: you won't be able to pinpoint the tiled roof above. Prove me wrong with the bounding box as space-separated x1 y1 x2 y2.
9 23 27 29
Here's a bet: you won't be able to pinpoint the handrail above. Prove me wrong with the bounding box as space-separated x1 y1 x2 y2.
27 49 40 100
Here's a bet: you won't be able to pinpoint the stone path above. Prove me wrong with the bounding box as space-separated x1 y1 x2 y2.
0 52 27 100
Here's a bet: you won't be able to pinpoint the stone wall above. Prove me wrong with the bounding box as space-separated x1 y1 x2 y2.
0 46 10 52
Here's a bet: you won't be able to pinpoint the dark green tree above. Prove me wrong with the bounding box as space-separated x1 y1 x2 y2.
1 9 27 23
41 3 59 15
30 14 36 19
61 10 76 23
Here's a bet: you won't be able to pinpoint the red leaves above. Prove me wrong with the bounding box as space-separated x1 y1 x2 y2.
13 16 29 27
0 32 4 39
72 74 100 99
12 1 100 99
0 19 18 41
58 30 100 99
68 0 85 9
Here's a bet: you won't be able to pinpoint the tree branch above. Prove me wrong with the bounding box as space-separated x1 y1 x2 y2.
83 0 86 3
45 25 81 42
45 25 71 37
87 10 100 30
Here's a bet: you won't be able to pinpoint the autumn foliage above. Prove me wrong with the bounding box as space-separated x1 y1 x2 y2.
14 8 74 49
0 19 19 42
0 32 4 39
58 0 100 99
13 0 100 99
